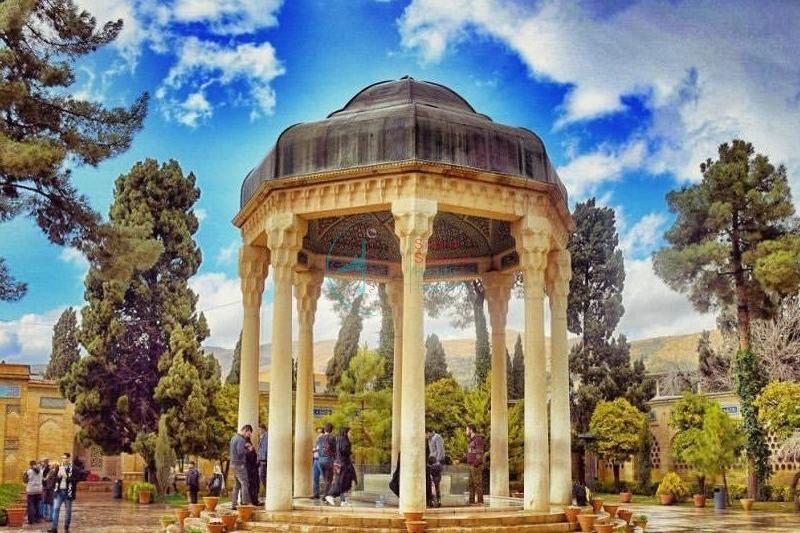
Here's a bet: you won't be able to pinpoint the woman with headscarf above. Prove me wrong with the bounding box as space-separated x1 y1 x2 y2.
245 437 261 506
207 465 225 497
324 427 357 506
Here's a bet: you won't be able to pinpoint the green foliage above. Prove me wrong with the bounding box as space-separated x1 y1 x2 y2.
637 423 653 494
377 283 394 389
681 403 744 486
589 398 646 473
425 334 451 384
322 349 391 464
207 383 239 464
754 233 800 297
226 333 241 385
0 482 24 509
127 482 156 501
655 472 689 500
754 381 800 439
45 307 80 380
732 348 772 497
61 159 210 462
425 378 466 458
508 334 524 400
326 295 364 391
452 377 490 461
154 417 176 497
0 0 148 300
508 400 524 480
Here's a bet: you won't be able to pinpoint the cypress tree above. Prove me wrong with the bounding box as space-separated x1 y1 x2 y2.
509 334 524 400
226 333 242 385
45 307 80 380
425 333 451 384
470 281 491 386
61 159 213 467
326 295 363 391
0 0 147 300
377 283 394 389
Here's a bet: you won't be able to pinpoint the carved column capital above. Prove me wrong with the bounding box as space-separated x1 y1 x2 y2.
546 249 571 315
239 245 269 308
391 197 437 278
266 213 307 284
482 271 515 332
512 215 551 295
294 270 324 328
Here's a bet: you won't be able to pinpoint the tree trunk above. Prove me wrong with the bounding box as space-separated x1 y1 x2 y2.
697 474 705 495
613 464 620 493
730 225 751 351
747 459 758 500
723 467 730 506
791 470 800 512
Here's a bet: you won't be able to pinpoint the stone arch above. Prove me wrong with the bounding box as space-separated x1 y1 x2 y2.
3 452 18 483
37 417 64 461
4 407 21 438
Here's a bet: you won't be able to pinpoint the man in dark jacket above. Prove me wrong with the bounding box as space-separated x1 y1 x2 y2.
49 452 81 533
229 424 253 509
245 437 261 506
185 461 200 504
463 424 485 505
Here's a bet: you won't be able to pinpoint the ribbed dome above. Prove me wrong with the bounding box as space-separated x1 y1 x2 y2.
241 77 566 207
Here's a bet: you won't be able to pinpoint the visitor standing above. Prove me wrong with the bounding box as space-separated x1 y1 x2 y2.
229 424 252 509
50 452 80 533
245 437 260 506
427 427 445 507
185 461 200 504
325 427 356 506
463 423 485 505
318 423 336 497
208 465 225 497
24 460 43 525
312 427 324 499
257 423 268 499
41 459 56 523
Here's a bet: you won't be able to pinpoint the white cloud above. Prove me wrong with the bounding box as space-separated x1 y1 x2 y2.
194 208 207 222
557 141 646 200
173 0 282 35
158 37 285 122
0 307 78 363
77 0 148 65
58 248 89 271
398 0 800 190
619 212 668 260
215 240 240 265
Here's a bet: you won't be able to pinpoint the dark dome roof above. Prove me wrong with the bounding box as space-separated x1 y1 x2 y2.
241 77 566 207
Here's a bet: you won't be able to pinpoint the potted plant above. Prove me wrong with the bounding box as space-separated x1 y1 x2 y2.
203 495 220 511
219 509 238 530
160 514 177 528
237 504 256 522
595 520 614 533
576 513 598 533
4 504 26 528
137 482 156 504
603 502 619 517
563 506 581 524
656 472 687 505
740 497 754 511
617 508 633 525
189 502 205 517
619 489 632 503
632 513 647 530
175 506 189 526
207 518 225 533
590 496 604 513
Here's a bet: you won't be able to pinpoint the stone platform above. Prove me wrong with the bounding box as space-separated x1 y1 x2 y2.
235 498 573 533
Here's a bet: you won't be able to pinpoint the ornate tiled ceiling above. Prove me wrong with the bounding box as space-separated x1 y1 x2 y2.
303 210 514 263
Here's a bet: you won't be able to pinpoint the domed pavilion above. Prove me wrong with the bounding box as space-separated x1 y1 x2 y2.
232 77 574 528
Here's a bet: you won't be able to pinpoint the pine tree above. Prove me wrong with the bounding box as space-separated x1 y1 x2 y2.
45 307 80 380
424 333 451 384
509 334 524 400
154 416 176 496
226 333 242 385
326 295 363 391
505 348 513 398
61 159 211 465
377 283 394 389
0 0 148 300
654 140 797 498
698 330 730 392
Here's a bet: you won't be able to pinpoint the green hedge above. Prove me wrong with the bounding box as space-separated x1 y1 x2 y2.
0 483 24 510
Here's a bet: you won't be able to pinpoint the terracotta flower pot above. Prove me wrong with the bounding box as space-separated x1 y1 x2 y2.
693 494 706 508
603 503 619 517
207 523 225 533
658 493 674 505
633 518 647 531
563 506 581 524
176 507 189 525
591 497 604 513
595 522 615 533
5 506 25 528
740 498 754 511
221 513 238 530
138 490 152 504
576 513 597 533
237 504 256 522
203 496 220 511
619 491 632 503
189 502 205 517
405 520 426 533
617 508 633 524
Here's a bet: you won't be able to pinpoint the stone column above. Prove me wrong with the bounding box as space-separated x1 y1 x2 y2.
392 197 437 518
512 215 551 512
238 245 269 431
265 213 307 511
483 271 515 498
547 249 572 505
293 270 323 498
386 280 404 471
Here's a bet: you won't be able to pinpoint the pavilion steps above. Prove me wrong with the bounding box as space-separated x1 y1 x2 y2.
242 509 574 532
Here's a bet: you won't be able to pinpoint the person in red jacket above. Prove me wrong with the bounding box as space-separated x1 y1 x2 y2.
463 424 485 505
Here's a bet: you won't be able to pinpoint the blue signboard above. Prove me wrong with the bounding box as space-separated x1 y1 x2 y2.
0 383 21 398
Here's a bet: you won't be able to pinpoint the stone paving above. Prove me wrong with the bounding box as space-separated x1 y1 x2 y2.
4 495 800 531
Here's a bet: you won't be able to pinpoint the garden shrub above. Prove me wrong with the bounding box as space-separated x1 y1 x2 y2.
727 483 748 500
656 472 689 501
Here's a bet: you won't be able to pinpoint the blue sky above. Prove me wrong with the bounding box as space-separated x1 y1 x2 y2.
2 0 799 363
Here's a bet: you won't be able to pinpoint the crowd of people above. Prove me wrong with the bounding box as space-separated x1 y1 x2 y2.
22 452 83 532
227 423 269 508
